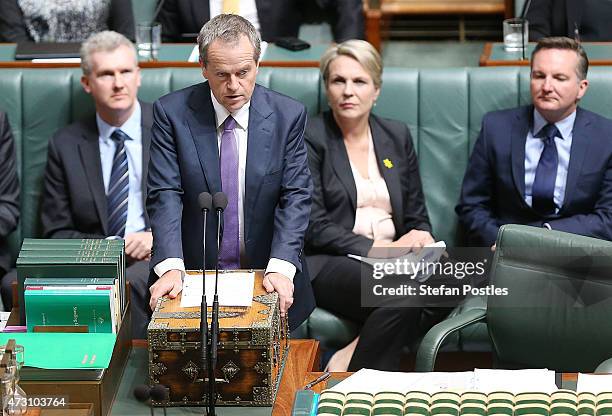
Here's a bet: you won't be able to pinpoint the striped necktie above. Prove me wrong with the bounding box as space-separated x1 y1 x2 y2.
107 129 130 237
222 0 240 14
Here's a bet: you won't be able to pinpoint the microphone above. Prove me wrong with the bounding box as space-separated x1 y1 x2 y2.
150 384 169 416
151 0 166 23
198 192 212 374
520 0 532 60
210 192 227 416
211 192 227 368
133 385 154 416
520 0 532 18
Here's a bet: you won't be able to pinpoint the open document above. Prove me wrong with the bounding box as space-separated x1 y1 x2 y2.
348 241 446 282
180 271 254 307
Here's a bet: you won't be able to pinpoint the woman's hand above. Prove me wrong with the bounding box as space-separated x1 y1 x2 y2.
396 230 435 252
368 230 435 257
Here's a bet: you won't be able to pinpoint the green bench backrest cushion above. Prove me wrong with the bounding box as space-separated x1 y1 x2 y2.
3 66 612 261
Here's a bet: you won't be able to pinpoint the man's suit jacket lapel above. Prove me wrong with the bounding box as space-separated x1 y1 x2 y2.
561 107 591 213
244 86 274 240
140 102 153 227
186 83 222 193
510 106 532 205
77 116 108 233
370 116 404 230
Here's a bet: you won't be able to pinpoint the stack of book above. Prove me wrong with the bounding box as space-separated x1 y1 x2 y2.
315 390 611 416
16 239 125 333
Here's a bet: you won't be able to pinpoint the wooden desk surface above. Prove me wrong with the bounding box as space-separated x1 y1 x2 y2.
110 339 320 416
480 42 612 66
0 43 327 68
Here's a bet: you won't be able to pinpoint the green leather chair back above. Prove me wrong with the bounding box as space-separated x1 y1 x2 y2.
488 224 612 371
5 65 612 268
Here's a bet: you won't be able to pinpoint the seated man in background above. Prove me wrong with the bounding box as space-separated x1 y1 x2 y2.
526 0 612 41
300 0 365 43
0 111 19 310
1 31 152 338
457 37 612 248
158 0 301 42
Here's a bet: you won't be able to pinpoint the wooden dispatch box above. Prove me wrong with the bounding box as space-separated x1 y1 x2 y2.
148 270 289 407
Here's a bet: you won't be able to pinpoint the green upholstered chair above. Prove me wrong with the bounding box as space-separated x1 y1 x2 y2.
416 224 612 372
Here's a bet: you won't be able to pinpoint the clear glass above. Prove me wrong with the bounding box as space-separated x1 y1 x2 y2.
136 22 162 60
503 18 529 52
0 345 26 416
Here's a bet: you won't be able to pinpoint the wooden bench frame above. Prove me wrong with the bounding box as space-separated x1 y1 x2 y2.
364 0 514 49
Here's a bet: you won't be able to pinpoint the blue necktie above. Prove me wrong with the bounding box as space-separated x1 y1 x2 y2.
532 123 560 215
219 116 240 269
107 129 130 237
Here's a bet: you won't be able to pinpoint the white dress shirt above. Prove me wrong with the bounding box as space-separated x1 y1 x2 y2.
97 101 146 235
209 0 260 32
154 92 296 281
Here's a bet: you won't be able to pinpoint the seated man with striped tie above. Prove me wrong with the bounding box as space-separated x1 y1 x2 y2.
457 36 612 247
36 31 152 338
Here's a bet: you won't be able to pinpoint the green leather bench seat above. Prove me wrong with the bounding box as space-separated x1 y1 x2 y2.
4 66 612 353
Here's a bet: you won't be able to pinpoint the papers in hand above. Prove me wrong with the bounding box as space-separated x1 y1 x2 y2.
180 271 254 307
348 241 446 282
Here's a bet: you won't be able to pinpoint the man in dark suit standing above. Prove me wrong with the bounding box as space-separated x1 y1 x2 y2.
147 14 315 330
0 110 19 309
457 37 612 247
158 0 301 43
34 31 152 338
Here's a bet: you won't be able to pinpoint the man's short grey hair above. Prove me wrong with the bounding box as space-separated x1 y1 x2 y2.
197 14 261 65
80 31 137 75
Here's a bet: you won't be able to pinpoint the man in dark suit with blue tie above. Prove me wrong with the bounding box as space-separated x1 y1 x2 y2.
35 31 153 338
147 14 315 330
457 36 612 247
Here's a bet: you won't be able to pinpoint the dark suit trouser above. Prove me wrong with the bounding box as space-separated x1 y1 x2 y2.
1 260 150 339
311 256 422 371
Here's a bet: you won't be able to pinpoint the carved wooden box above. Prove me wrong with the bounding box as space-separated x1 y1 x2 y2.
147 270 289 407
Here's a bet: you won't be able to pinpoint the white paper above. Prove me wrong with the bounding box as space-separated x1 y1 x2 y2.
348 241 446 282
31 58 81 63
577 373 612 393
0 312 10 332
330 369 475 395
180 272 254 307
473 368 558 394
188 41 268 62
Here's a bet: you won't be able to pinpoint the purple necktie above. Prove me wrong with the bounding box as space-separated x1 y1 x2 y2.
219 116 240 269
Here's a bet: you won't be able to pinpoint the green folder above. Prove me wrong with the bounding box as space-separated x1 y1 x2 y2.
0 333 116 369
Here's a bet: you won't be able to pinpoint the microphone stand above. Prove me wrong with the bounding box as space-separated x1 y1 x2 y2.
208 192 227 416
197 192 212 415
209 210 221 416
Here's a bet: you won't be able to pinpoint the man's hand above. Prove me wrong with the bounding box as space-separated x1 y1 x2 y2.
125 231 153 261
149 269 182 310
262 272 294 317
